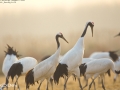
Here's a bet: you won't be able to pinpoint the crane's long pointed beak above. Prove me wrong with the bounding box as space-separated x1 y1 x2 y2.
90 22 94 37
62 36 69 43
91 27 93 37
114 34 119 37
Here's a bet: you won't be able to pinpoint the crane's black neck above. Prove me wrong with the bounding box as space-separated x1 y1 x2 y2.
81 23 89 37
56 35 60 49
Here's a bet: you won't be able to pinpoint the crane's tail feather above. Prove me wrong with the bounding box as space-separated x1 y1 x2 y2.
53 63 68 84
106 69 111 77
109 51 119 62
115 70 120 74
25 69 34 87
7 63 23 81
79 63 87 76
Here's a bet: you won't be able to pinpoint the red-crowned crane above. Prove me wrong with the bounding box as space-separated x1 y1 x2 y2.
53 21 94 90
1 45 19 90
40 55 63 90
79 58 120 90
89 51 119 82
7 53 38 90
25 32 68 90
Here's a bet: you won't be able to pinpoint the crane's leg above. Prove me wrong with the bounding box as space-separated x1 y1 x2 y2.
93 79 96 90
37 80 44 90
103 74 105 84
88 79 95 90
50 77 53 90
64 77 68 90
72 74 76 81
98 76 101 84
83 76 86 82
91 78 96 90
5 77 9 90
14 77 19 90
101 78 106 90
26 84 29 90
88 74 98 90
114 74 118 82
83 74 92 89
16 80 20 90
1 77 9 90
83 79 88 89
46 79 50 90
77 77 83 90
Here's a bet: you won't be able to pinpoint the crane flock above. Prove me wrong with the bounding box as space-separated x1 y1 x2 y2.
0 22 120 90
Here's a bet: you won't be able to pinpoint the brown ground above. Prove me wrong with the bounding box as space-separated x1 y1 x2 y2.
0 72 120 90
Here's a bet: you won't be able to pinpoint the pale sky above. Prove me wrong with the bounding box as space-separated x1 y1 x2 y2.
0 0 120 13
0 0 120 60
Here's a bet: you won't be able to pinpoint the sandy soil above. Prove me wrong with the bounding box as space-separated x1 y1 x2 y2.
0 73 120 90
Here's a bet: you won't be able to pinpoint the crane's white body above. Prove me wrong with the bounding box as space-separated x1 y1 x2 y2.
82 58 92 64
89 51 120 82
82 58 116 89
59 57 92 66
89 52 110 59
6 56 38 90
34 47 60 82
60 38 84 73
14 57 38 75
85 58 115 76
2 54 18 77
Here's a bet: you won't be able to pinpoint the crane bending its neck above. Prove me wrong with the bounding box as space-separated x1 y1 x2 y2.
81 22 94 37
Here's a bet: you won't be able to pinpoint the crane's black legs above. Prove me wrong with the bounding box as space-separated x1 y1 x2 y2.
37 80 44 90
14 77 19 90
5 77 8 90
93 79 96 90
114 74 118 82
37 82 42 90
16 80 20 90
88 79 95 90
83 79 88 89
64 77 68 90
26 84 29 90
101 78 106 90
50 77 53 90
2 77 9 90
83 78 96 90
46 79 50 90
98 76 101 84
77 77 83 90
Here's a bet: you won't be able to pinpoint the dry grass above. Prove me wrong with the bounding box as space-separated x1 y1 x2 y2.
0 72 120 90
